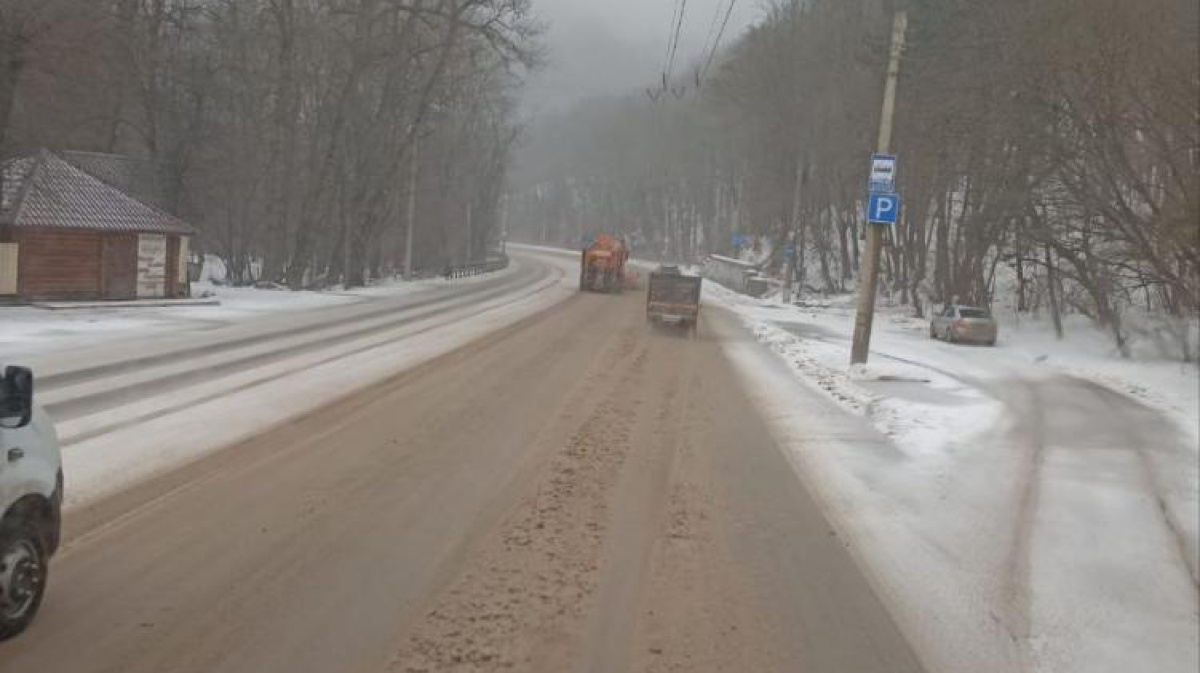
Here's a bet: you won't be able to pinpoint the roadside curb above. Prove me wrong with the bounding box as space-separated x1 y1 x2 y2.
28 298 222 310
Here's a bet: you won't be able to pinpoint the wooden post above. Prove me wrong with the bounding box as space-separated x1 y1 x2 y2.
466 201 473 262
403 134 418 280
851 9 908 365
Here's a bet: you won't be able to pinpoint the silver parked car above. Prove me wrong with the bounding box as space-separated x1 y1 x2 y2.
930 305 998 346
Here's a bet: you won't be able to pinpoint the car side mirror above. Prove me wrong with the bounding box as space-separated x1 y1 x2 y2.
0 366 34 430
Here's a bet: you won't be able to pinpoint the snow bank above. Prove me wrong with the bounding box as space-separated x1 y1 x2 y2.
742 314 1003 458
0 292 354 360
0 263 517 360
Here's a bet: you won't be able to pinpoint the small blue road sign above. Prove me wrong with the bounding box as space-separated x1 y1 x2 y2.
868 193 900 225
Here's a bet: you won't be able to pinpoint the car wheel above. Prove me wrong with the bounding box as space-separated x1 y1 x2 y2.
0 519 49 640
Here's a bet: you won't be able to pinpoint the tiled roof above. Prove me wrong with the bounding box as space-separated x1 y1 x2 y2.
61 151 173 212
0 150 193 235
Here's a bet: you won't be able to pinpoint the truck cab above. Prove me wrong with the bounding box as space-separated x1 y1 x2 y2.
0 365 63 639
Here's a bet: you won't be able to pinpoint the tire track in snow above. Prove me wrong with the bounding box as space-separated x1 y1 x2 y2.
45 261 553 423
38 262 539 392
998 379 1046 670
55 262 565 445
1093 383 1199 587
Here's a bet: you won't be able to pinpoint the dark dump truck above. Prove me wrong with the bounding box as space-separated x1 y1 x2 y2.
646 266 703 335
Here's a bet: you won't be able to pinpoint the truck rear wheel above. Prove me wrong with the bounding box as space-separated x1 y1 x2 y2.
0 519 48 640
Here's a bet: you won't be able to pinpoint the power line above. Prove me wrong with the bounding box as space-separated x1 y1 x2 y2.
699 0 738 81
665 0 690 84
662 0 684 80
698 0 727 67
652 0 731 102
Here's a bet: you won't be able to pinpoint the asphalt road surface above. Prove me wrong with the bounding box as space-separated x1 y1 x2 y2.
0 285 927 673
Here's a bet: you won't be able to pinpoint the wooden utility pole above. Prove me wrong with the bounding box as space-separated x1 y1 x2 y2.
1045 240 1064 339
466 201 473 262
403 134 419 280
782 232 797 304
850 9 908 364
782 153 805 305
499 193 509 255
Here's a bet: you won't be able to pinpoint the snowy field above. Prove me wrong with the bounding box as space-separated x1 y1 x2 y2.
708 282 1199 673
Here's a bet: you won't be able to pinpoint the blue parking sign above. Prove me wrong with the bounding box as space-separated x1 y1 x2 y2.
868 193 900 225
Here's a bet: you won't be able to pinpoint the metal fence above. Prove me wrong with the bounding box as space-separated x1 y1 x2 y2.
701 254 772 297
443 255 509 279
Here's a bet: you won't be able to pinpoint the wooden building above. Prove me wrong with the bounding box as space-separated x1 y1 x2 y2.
0 150 194 302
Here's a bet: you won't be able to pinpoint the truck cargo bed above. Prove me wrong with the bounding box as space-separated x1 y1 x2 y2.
646 271 702 329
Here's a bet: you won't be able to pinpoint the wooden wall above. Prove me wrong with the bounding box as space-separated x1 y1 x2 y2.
0 242 17 296
11 229 190 301
16 228 102 300
101 234 138 300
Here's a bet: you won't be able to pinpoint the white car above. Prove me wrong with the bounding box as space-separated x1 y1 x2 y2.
0 366 63 639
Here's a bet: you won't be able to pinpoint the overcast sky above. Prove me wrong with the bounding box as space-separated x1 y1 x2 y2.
522 0 763 114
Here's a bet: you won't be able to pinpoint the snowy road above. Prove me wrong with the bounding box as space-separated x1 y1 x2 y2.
2 255 575 506
716 290 1199 673
0 284 925 673
39 260 557 426
771 312 1198 584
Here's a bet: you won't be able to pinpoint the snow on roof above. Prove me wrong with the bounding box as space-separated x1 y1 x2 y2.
1 156 35 212
1 150 193 235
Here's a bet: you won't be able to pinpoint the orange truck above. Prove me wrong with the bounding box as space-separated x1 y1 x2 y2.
579 234 630 293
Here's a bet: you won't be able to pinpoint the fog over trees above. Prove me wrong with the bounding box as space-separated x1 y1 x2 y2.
510 0 1199 358
1 0 537 287
1 0 1196 356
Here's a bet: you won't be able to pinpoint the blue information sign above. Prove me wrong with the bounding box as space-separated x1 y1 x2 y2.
869 154 897 194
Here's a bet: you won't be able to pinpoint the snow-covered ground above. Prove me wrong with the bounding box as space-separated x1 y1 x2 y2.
0 264 517 359
716 287 1199 449
708 282 1200 673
